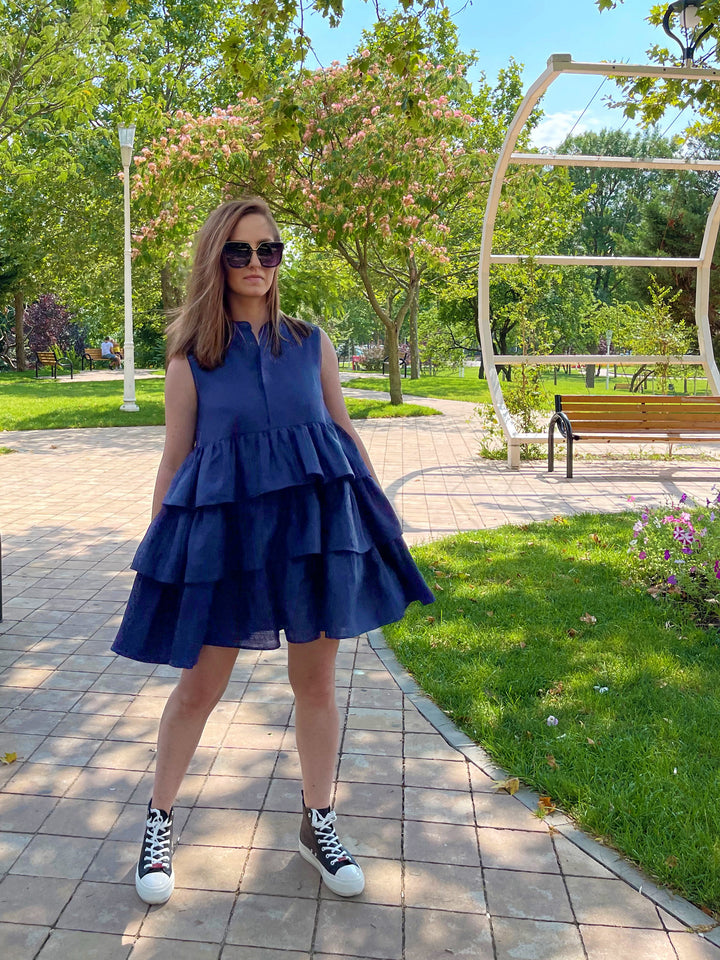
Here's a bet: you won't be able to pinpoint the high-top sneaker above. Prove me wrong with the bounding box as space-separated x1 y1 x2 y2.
299 798 365 896
135 804 175 904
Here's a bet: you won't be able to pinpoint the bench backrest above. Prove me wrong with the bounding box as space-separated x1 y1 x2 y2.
556 394 720 433
84 348 103 360
36 351 57 364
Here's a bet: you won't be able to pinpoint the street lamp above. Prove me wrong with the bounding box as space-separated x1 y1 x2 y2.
118 123 139 412
662 1 715 66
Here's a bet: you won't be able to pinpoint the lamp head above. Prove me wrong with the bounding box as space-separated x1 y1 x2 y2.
663 1 714 65
118 124 136 166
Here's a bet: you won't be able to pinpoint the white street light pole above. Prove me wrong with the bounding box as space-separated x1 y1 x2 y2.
118 124 139 412
606 329 613 391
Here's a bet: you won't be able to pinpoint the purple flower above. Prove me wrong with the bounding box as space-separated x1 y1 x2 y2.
682 547 693 555
641 512 649 522
680 493 688 504
638 551 647 559
546 716 559 726
715 560 720 580
667 575 678 586
664 550 671 560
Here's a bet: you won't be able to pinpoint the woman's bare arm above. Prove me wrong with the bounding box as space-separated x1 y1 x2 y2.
318 329 379 483
151 355 198 518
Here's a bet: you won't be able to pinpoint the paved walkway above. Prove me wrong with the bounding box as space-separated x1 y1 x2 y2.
0 388 719 960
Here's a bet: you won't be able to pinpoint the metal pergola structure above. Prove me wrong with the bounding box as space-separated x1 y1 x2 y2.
477 53 720 468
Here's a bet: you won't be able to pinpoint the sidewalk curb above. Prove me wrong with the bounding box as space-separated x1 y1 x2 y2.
366 626 720 941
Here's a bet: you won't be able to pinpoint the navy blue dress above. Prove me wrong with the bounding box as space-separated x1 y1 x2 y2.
112 320 434 669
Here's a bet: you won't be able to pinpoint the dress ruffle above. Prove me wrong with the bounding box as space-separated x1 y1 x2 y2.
164 421 369 507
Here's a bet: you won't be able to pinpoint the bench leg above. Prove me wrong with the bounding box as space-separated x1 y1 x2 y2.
566 433 574 479
507 443 521 470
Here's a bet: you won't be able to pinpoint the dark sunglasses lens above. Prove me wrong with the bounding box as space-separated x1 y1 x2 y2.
257 242 283 267
223 243 252 268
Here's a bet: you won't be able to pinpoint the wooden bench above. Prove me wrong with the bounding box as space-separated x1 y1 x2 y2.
81 347 116 370
548 394 720 478
34 350 73 379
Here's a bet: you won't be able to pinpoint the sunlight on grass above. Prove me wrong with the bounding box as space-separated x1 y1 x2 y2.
0 376 440 431
386 513 720 912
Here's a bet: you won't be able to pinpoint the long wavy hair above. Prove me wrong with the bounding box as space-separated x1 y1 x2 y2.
166 198 310 367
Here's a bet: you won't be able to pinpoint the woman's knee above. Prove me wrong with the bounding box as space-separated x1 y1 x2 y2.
173 647 237 714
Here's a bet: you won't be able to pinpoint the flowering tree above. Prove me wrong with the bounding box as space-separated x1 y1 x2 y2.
130 45 496 402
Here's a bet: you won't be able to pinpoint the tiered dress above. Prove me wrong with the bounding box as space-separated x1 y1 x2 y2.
112 320 434 669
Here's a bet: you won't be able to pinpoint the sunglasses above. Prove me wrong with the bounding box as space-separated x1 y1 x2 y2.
222 241 284 269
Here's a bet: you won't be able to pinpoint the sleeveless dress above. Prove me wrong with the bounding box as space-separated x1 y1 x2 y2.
111 320 434 669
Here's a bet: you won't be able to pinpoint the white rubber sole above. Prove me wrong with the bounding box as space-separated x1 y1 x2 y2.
298 840 365 897
135 866 175 905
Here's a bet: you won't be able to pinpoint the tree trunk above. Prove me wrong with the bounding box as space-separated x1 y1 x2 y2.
409 286 419 379
160 265 182 312
14 288 26 371
385 326 403 404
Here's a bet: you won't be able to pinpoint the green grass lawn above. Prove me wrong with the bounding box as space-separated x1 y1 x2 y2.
0 375 439 431
386 513 720 914
345 370 710 405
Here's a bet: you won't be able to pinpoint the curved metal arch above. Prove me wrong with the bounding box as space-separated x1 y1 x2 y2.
477 54 720 468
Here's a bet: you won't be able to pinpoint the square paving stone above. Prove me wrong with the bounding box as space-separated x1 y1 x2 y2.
405 906 494 959
10 834 102 879
86 740 156 772
180 808 257 848
484 868 574 923
670 932 720 959
51 713 118 739
0 875 78 925
29 736 101 766
220 950 308 960
252 810 301 851
404 785 476 825
581 924 677 959
131 939 221 960
0 793 56 831
566 876 664 928
404 757 469 790
0 709 64 735
551 834 619 879
108 717 160 743
223 724 286 750
56 880 147 935
226 893 316 951
261 777 303 813
334 781 402 820
342 729 403 757
0 920 51 959
84 840 138 884
346 707 403 732
337 753 403 785
196 775 269 810
314 900 402 960
140 888 235 943
0 831 32 872
240 847 320 899
210 747 278 779
404 861 486 913
473 792 549 832
173 843 247 891
404 732 463 761
478 827 561 873
492 916 586 960
35 928 134 960
64 766 144 802
39 798 124 838
319 855 402 907
331 814 401 860
231 702 292 726
2 762 84 796
403 820 480 866
350 687 403 710
20 689 82 712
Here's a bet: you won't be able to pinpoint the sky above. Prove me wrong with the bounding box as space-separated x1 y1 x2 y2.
302 0 686 147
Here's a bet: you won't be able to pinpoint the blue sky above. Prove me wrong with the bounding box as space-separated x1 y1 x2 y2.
302 1 684 146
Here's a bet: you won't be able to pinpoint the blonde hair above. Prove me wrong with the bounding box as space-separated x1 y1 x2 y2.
166 198 309 368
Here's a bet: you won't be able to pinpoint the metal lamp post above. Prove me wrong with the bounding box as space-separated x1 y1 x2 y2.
118 123 139 412
662 1 715 66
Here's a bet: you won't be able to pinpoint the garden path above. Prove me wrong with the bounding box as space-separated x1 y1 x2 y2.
0 394 718 960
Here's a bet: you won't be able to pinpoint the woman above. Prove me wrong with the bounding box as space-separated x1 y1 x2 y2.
112 197 434 905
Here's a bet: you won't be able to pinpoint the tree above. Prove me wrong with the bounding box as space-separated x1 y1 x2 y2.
130 37 504 402
595 1 720 136
557 128 676 302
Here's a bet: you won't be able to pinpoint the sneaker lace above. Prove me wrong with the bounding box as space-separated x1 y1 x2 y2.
143 810 171 869
310 808 351 867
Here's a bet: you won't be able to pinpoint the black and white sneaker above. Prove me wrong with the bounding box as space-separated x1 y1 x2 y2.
135 804 175 905
299 799 365 897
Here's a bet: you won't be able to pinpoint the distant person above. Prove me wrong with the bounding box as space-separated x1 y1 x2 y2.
101 336 122 369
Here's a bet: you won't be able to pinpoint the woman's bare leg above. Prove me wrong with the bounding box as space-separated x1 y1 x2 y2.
151 645 239 811
287 634 340 809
